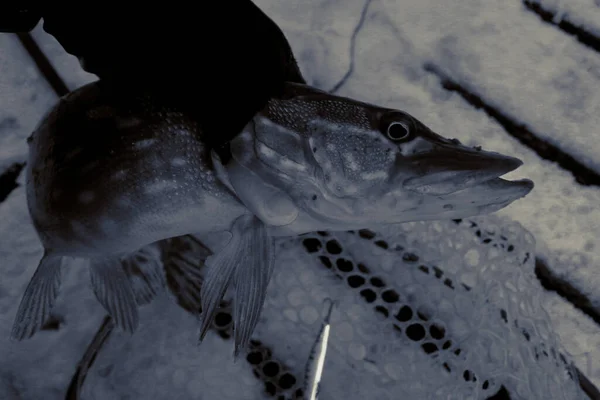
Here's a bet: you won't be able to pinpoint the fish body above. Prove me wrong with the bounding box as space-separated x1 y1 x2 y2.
13 82 253 343
27 83 247 257
12 81 533 356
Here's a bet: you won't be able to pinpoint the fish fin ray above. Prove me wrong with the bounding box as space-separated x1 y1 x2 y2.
163 235 212 315
197 228 243 342
122 244 166 306
89 257 139 334
11 252 63 341
233 217 275 358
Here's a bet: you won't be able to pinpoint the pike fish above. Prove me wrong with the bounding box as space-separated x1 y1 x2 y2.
11 81 533 357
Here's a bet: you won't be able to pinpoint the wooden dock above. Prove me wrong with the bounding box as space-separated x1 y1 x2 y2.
1 1 600 398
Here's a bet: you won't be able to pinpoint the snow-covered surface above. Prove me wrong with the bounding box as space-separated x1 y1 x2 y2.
530 0 600 38
0 34 56 174
1 1 600 398
0 180 106 400
543 290 600 388
83 215 586 399
29 23 97 91
364 0 600 175
259 0 600 376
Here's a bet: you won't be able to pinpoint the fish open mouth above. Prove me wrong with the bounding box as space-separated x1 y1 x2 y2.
403 145 532 193
400 144 534 211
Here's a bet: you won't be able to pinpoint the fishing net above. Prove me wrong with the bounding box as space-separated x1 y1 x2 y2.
80 215 585 400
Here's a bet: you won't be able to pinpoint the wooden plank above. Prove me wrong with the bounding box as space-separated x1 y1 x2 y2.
0 33 56 173
29 22 97 91
255 0 369 90
528 0 600 39
543 290 600 397
321 0 600 388
24 2 600 393
375 0 600 178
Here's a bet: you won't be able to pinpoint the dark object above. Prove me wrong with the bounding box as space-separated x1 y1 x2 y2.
1 2 306 149
0 4 41 33
16 32 70 96
66 316 115 400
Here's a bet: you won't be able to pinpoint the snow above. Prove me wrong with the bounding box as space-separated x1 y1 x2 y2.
529 0 600 38
81 218 586 399
29 24 97 91
370 0 600 175
260 0 600 385
0 34 56 174
542 290 600 389
0 182 106 400
1 1 600 399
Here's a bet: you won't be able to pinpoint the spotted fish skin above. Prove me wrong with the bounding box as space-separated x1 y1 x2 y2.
27 82 247 257
12 81 250 341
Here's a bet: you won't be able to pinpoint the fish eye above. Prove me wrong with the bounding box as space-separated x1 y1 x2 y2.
386 121 411 142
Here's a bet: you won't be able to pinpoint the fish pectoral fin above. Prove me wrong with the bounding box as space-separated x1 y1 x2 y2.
232 216 275 359
197 214 275 358
11 252 63 341
197 227 243 343
121 244 166 306
89 257 139 334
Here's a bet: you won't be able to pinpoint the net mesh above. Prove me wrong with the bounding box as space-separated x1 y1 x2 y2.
82 215 585 400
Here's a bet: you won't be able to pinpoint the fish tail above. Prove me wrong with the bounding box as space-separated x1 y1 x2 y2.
11 251 63 341
89 256 139 334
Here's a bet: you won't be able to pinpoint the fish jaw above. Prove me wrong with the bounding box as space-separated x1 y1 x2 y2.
221 82 534 233
398 138 526 196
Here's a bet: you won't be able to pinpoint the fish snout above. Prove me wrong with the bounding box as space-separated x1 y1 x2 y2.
402 143 525 195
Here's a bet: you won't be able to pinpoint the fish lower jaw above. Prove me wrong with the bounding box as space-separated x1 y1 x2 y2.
405 176 533 198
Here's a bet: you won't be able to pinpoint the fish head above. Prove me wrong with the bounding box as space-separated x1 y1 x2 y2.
218 82 533 234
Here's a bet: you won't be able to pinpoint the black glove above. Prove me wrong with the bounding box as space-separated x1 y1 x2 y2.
0 3 41 33
1 1 305 148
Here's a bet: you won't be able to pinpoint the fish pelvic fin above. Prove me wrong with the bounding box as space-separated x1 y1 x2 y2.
121 244 166 306
11 252 63 341
163 235 212 316
233 216 275 359
197 227 242 343
197 214 275 359
89 256 139 334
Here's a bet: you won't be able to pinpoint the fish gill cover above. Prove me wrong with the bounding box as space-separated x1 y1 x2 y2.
80 215 584 400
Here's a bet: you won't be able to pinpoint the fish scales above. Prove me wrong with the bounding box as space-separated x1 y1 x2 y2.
27 85 245 256
11 81 533 356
